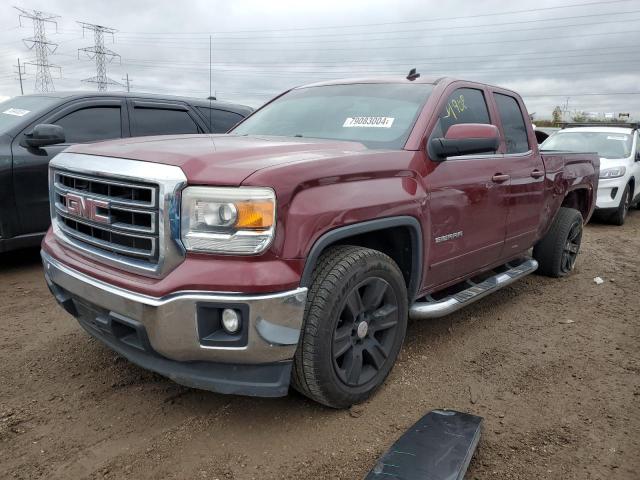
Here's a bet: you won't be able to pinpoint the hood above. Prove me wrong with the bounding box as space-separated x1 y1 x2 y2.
66 134 369 185
599 155 631 172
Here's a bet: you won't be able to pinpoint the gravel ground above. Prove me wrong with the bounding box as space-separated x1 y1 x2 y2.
1 211 639 480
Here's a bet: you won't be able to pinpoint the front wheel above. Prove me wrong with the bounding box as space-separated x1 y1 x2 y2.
292 246 408 408
610 184 631 226
533 207 583 278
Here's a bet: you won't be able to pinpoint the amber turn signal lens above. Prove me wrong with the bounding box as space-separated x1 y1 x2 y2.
234 200 274 229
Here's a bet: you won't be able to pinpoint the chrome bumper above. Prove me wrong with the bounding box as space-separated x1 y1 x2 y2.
41 251 307 365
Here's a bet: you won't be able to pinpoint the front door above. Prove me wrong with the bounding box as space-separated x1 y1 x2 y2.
425 87 509 289
11 99 125 235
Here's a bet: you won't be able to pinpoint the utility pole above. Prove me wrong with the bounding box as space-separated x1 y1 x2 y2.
14 7 61 93
562 97 571 123
208 35 213 130
122 73 131 92
78 22 121 91
14 58 25 95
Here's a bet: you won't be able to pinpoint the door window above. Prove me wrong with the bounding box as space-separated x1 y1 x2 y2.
436 88 491 136
55 106 122 143
132 107 200 136
197 107 244 133
494 93 530 154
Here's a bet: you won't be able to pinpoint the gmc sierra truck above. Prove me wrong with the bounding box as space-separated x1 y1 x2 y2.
41 76 599 408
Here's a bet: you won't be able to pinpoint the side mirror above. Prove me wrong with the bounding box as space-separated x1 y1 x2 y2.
23 124 65 148
430 123 500 160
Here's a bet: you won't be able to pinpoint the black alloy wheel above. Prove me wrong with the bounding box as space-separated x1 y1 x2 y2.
561 219 582 274
332 277 400 387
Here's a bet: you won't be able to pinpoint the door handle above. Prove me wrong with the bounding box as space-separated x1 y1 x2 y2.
530 169 544 179
492 173 510 183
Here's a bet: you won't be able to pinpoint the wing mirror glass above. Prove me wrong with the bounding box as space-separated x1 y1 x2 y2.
23 123 65 148
430 123 500 160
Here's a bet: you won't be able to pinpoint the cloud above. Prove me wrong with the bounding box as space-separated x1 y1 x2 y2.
0 0 638 119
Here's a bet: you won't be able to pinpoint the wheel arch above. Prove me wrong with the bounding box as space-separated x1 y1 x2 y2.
561 187 591 221
300 216 423 301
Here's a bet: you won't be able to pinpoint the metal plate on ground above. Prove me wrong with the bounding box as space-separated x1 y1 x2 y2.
364 410 482 480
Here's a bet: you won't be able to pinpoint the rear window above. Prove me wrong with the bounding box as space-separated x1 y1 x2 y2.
0 96 59 134
494 93 530 154
541 131 633 159
197 107 245 133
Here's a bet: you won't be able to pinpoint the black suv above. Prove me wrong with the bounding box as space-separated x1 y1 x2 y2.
0 92 253 252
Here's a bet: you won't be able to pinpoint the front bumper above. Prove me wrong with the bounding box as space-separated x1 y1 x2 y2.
595 177 627 210
42 250 307 397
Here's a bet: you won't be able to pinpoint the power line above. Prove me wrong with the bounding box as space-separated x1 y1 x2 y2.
112 13 640 45
108 45 639 68
523 92 640 97
110 58 640 78
111 28 640 52
13 57 24 95
109 8 640 40
78 22 121 91
113 0 634 34
111 51 640 73
14 7 61 92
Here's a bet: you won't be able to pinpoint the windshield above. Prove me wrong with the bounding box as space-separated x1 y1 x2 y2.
231 83 433 149
541 131 633 159
0 95 59 135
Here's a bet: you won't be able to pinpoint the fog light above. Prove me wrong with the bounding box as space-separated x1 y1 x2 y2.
221 308 240 333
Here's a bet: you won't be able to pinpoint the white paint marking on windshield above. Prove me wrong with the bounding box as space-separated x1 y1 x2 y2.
2 108 30 116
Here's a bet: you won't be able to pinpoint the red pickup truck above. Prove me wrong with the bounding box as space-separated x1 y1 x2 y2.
41 76 599 408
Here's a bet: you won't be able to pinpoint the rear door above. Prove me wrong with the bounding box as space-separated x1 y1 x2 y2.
127 100 205 137
11 98 126 235
425 86 510 288
491 91 545 254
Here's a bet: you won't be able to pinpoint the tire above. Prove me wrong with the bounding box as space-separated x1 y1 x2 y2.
292 246 408 408
533 207 583 278
609 184 631 226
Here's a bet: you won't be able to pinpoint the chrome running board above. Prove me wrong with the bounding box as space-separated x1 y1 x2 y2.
409 258 538 319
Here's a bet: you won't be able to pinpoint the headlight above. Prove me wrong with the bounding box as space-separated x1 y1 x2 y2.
181 186 276 254
599 166 626 179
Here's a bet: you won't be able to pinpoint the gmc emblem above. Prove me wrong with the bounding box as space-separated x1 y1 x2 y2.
65 193 110 224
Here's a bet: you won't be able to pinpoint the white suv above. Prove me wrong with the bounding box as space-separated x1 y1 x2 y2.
541 125 639 225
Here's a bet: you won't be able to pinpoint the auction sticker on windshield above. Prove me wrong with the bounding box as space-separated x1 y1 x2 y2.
2 108 30 116
343 116 395 128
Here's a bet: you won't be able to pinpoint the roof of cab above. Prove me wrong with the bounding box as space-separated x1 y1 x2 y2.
20 91 253 115
295 75 446 89
292 75 522 98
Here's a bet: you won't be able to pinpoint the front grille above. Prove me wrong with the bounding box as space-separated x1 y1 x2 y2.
52 170 159 262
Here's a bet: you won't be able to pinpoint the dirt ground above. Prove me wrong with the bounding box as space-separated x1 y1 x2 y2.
1 212 639 480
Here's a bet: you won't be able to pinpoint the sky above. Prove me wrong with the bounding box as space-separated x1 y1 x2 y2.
1 0 639 120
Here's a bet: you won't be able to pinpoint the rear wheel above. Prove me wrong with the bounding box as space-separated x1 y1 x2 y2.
292 246 408 408
533 207 583 278
610 184 631 226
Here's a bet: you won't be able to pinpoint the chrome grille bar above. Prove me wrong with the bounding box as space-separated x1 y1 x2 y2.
54 171 156 207
49 153 187 278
